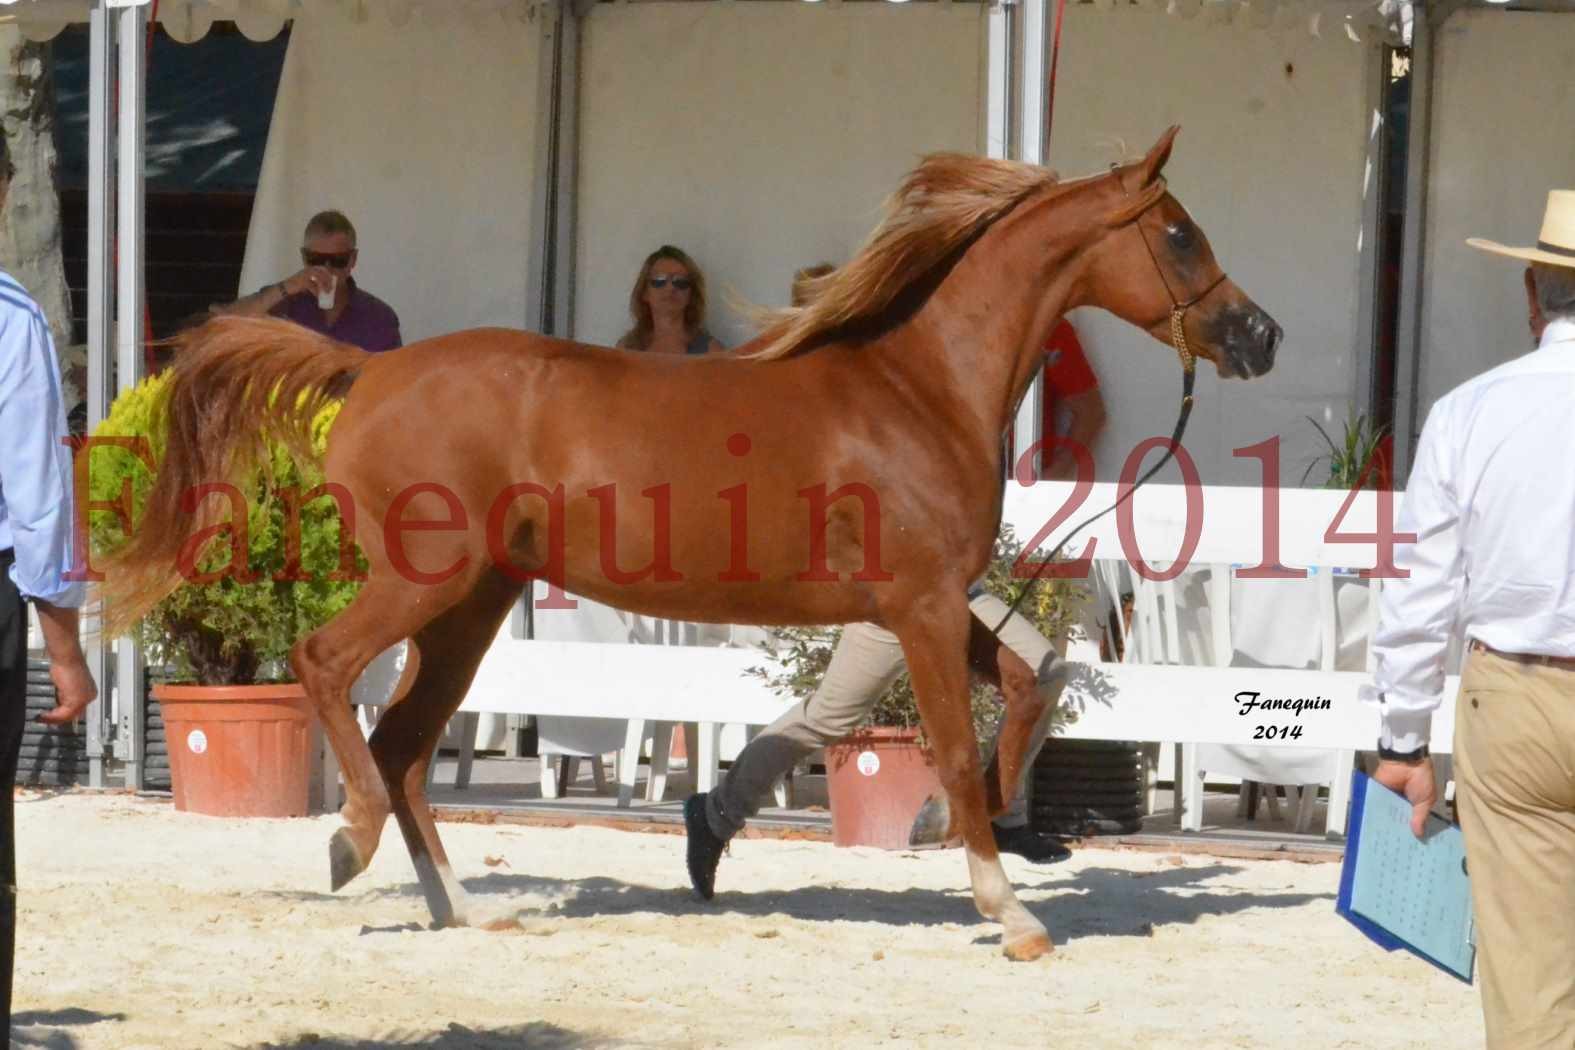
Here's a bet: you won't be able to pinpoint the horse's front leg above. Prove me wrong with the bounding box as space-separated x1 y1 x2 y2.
909 607 1068 848
890 594 1052 962
367 569 524 929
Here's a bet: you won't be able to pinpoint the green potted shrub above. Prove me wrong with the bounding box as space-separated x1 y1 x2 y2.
1302 412 1390 490
88 372 361 817
748 525 1086 848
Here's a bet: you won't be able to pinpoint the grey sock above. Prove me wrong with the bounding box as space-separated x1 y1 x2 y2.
705 788 742 842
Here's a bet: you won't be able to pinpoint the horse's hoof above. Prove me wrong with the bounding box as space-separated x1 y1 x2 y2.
329 828 367 892
1003 930 1054 962
908 794 951 848
479 915 523 933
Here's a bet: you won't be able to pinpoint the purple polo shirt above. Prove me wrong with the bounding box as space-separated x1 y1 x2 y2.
270 277 402 354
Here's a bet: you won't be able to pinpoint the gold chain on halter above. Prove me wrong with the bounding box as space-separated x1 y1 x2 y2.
1170 304 1196 408
1170 305 1195 374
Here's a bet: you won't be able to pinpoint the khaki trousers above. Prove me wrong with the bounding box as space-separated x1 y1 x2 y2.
1454 647 1575 1050
707 593 1061 839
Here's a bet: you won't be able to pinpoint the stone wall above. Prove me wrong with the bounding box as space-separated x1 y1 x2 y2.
1 26 73 362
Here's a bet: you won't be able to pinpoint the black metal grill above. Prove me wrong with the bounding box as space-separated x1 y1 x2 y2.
20 660 89 786
1029 737 1146 837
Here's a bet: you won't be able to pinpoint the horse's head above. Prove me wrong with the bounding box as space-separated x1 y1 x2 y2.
1079 127 1281 379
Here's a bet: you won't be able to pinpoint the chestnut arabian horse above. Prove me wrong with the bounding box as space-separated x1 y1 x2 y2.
103 127 1280 961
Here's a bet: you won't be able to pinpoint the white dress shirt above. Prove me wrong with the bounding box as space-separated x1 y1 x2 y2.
0 269 84 607
1365 317 1575 752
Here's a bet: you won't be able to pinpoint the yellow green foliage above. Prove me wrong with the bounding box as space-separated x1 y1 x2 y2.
88 373 363 684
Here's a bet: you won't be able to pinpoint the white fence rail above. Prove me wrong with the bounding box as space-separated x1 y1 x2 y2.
349 481 1457 833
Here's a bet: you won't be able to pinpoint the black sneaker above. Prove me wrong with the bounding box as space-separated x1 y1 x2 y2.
993 823 1073 864
684 793 728 900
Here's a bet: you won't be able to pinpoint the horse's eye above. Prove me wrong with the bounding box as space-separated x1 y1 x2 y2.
1167 223 1196 252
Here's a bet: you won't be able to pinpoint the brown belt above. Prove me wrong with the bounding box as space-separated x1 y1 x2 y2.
1470 639 1575 672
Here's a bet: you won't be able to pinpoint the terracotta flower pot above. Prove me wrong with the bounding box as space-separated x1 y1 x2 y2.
824 726 943 849
153 683 317 818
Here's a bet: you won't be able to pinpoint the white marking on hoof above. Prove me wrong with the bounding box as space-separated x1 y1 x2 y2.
966 846 1052 958
437 862 471 927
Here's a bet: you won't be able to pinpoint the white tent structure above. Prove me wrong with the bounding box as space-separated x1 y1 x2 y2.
2 0 1569 797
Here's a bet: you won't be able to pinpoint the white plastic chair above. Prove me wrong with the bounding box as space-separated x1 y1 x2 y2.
1180 566 1357 837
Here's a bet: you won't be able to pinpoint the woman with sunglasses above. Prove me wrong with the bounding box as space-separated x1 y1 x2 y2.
616 245 725 355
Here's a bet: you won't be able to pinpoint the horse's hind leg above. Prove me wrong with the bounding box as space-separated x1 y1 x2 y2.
890 594 1052 962
910 608 1067 847
292 575 445 892
368 568 523 928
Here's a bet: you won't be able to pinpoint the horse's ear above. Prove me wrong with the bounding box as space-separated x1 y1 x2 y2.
1140 126 1180 186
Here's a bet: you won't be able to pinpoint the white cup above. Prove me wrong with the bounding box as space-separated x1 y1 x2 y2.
316 274 337 311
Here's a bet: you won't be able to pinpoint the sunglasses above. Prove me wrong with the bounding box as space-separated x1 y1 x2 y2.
302 250 355 270
647 275 693 291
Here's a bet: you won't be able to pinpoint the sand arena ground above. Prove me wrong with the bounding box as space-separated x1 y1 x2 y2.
11 792 1481 1049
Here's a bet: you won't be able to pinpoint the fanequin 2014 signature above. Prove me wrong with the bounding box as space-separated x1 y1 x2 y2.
1234 690 1332 741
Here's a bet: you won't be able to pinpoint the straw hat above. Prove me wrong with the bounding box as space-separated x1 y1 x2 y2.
1468 190 1575 269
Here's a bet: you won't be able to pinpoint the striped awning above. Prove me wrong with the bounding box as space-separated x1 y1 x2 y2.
0 0 1423 46
0 0 537 44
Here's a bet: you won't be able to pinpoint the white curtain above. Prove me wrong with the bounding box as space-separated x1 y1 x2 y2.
239 13 540 344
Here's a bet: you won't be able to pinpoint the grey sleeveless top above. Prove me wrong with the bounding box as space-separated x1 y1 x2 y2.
624 329 716 354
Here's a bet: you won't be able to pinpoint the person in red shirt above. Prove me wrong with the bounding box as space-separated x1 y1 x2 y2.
1038 318 1106 480
1004 318 1107 480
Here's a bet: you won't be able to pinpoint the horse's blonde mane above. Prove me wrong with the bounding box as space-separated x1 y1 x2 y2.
743 154 1061 361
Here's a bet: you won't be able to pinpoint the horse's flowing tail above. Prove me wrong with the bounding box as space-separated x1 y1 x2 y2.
99 316 369 637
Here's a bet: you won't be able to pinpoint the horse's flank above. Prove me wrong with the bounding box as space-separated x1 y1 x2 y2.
324 327 1002 627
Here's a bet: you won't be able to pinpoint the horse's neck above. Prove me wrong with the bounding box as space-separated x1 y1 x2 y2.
891 207 1084 454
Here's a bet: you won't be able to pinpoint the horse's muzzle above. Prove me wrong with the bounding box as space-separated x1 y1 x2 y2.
1209 306 1281 379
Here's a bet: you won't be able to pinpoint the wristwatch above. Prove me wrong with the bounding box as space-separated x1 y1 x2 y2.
1376 740 1430 763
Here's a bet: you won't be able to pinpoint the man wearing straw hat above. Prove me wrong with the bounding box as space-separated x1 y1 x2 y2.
1366 190 1575 1050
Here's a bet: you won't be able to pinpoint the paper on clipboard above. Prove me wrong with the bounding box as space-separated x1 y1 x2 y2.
1337 772 1476 984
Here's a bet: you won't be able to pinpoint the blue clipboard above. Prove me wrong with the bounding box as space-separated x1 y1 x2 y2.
1336 771 1476 984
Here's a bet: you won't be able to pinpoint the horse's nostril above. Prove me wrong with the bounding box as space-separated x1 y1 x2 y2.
1263 322 1282 363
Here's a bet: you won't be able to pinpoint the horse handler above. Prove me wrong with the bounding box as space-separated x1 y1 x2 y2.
0 126 98 1027
1366 189 1575 1050
684 588 1075 899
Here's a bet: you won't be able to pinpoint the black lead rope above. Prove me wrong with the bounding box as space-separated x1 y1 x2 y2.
990 363 1196 636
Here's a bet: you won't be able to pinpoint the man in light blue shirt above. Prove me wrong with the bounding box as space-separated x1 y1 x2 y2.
0 127 96 1027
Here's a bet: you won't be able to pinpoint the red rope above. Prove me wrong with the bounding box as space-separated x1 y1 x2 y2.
1045 0 1068 158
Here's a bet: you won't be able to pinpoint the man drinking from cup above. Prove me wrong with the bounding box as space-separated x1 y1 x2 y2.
216 209 402 354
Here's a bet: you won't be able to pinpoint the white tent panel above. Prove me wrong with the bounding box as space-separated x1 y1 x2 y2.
1043 3 1375 488
238 13 542 343
574 1 986 350
1420 7 1575 414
